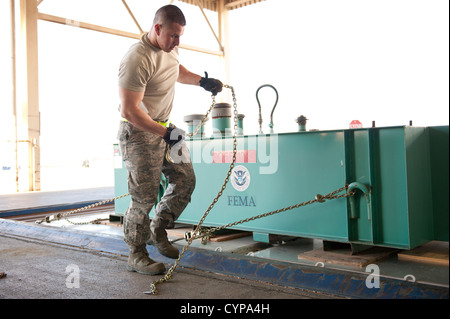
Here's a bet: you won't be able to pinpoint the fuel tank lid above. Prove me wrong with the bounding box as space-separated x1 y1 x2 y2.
184 114 209 122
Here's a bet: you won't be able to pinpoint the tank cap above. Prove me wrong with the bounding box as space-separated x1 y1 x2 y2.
183 114 209 122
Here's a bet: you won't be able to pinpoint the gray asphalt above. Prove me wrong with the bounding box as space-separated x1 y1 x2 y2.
0 235 334 300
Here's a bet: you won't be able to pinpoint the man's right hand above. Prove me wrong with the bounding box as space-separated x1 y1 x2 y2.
163 125 185 147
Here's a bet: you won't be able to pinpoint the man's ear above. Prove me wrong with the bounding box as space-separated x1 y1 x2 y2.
154 24 162 36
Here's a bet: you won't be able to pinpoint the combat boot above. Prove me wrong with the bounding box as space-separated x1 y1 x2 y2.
126 245 166 275
149 220 179 259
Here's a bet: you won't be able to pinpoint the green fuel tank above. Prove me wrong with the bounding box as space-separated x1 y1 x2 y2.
114 125 448 250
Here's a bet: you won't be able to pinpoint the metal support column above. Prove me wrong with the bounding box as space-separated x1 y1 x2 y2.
218 0 231 93
17 0 40 191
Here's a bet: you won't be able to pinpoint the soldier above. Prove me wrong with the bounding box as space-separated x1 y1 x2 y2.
117 4 222 275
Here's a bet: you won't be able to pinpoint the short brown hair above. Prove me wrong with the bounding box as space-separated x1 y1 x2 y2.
153 5 186 26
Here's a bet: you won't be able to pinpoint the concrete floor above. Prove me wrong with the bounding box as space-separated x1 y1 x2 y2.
0 235 332 300
0 187 115 213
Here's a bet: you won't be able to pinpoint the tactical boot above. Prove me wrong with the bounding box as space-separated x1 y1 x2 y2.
126 245 166 275
149 220 179 259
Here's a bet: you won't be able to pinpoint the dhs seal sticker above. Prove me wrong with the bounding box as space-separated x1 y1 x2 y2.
231 165 251 192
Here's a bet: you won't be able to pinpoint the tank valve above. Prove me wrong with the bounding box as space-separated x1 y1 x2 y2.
296 115 308 132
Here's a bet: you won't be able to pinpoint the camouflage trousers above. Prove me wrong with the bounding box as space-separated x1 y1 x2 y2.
117 121 196 247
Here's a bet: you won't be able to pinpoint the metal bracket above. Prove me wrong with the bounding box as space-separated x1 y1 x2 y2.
347 182 371 220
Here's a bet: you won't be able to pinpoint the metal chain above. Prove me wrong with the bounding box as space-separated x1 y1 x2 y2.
147 184 354 295
145 87 354 295
35 193 130 225
35 89 225 226
32 85 356 296
146 84 239 295
188 94 217 138
197 186 354 242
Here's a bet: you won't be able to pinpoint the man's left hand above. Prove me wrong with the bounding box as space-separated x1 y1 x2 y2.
199 72 223 96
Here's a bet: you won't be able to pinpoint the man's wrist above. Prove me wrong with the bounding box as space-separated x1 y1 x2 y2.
161 126 168 138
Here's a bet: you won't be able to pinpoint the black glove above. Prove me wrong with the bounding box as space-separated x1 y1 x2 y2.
199 72 223 96
163 124 185 147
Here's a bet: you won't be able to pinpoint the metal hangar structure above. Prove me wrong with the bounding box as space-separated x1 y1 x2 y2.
9 0 263 192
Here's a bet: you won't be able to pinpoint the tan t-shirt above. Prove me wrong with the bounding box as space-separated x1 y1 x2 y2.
118 33 179 122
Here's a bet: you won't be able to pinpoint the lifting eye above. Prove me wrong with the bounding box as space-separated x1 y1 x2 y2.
256 84 278 134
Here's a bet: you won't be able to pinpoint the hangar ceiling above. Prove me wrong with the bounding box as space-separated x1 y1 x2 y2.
178 0 263 11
